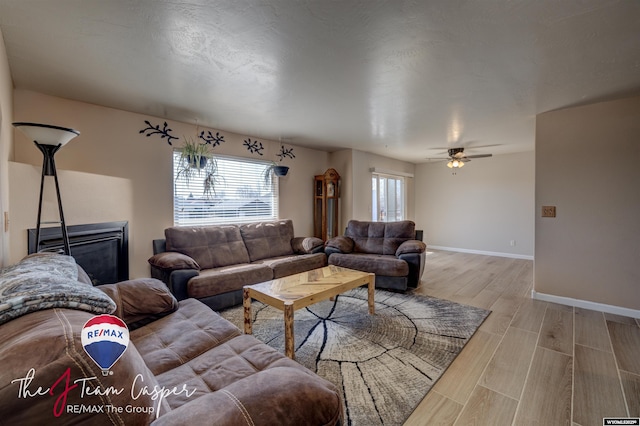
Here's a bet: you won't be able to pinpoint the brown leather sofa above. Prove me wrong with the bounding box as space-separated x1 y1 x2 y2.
0 254 343 425
148 219 327 310
324 220 426 291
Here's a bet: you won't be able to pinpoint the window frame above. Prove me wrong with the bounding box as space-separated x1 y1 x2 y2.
372 171 406 222
173 152 279 226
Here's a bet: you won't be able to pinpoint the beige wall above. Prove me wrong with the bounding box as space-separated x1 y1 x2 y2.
351 149 416 222
535 96 640 310
328 149 416 234
8 162 134 263
328 149 353 232
415 151 535 258
0 27 13 266
11 89 330 277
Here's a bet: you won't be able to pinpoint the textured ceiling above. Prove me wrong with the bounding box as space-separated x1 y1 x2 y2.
1 0 639 163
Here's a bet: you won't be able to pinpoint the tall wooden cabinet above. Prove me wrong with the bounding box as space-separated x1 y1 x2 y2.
314 168 340 241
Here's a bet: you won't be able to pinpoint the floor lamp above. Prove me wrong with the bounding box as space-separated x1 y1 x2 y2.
13 122 80 255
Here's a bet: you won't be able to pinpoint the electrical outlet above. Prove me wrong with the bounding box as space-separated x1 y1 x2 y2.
542 206 556 218
510 240 516 247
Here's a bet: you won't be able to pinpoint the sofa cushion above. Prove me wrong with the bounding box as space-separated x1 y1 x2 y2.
187 264 273 299
346 220 416 255
165 225 250 269
99 278 178 330
133 298 342 424
257 253 328 278
130 298 243 376
328 253 409 277
239 220 294 262
324 235 355 253
151 335 342 425
291 236 324 254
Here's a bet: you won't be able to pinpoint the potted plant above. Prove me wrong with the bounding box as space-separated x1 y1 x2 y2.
271 162 290 177
175 137 222 198
263 144 295 185
263 160 290 187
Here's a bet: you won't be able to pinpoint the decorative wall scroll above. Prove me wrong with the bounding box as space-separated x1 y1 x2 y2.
199 130 225 147
276 145 295 161
243 138 264 155
139 119 225 148
139 119 294 165
139 121 179 145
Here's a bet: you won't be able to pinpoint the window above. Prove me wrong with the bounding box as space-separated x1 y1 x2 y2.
372 172 405 222
173 152 278 226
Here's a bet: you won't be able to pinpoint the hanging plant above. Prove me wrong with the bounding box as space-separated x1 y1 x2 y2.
263 144 295 185
175 137 223 198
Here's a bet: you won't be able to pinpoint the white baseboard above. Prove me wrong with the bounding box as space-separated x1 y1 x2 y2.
428 245 534 260
532 290 640 319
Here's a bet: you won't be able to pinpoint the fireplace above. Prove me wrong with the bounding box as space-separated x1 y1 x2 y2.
28 221 129 285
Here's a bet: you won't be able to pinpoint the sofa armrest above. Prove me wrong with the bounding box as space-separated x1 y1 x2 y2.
324 235 354 255
291 236 325 254
148 251 200 271
164 269 199 301
98 278 178 330
148 252 199 301
395 240 426 256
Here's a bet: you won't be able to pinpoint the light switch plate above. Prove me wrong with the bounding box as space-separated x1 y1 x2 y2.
542 206 556 217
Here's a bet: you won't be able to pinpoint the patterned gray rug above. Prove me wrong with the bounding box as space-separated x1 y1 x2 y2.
219 287 490 425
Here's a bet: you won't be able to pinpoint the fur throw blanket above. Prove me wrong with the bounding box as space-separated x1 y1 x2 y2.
0 254 115 325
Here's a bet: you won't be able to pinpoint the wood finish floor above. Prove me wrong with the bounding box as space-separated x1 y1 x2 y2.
404 250 640 426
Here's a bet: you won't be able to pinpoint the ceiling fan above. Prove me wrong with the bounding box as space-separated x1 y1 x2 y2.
426 146 495 168
444 147 492 168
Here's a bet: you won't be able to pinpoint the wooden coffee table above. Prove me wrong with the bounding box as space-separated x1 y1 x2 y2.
243 266 375 359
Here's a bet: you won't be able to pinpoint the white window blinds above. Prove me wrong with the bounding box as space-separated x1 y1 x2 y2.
173 152 279 226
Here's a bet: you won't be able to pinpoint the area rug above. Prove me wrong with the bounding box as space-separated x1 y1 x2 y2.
219 287 490 425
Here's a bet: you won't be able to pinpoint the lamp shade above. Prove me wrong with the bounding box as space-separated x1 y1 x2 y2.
13 122 80 146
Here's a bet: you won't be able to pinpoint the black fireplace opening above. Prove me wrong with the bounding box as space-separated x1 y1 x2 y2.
28 221 129 286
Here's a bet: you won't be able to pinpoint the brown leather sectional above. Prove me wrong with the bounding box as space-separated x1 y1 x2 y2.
0 257 343 425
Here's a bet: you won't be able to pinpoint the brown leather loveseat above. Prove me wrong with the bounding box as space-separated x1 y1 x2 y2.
0 254 343 425
149 219 327 310
324 220 426 291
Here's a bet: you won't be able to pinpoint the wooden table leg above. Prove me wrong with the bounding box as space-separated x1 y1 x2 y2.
243 287 252 335
367 273 375 314
284 303 295 359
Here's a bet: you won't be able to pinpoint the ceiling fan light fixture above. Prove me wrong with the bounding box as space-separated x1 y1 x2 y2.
458 160 465 168
447 161 453 168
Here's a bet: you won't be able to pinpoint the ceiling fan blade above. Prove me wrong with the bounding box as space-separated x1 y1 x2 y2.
465 154 492 159
465 144 501 150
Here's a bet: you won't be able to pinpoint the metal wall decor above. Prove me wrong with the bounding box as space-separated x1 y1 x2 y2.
139 119 227 149
276 145 295 161
243 138 264 155
139 120 295 165
139 120 179 145
199 130 225 147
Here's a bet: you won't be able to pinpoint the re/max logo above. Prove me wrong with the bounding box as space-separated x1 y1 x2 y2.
85 329 125 339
